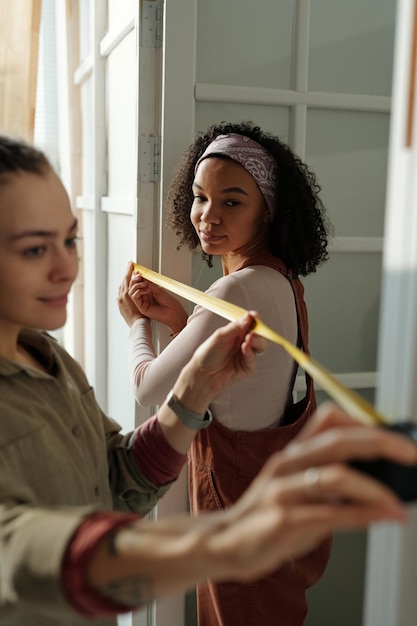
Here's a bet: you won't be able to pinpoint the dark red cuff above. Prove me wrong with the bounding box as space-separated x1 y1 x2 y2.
133 415 187 484
61 511 140 617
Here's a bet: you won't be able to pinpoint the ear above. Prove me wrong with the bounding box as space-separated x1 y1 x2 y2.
263 209 271 223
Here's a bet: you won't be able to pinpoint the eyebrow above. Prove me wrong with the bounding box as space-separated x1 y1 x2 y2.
9 218 78 242
192 182 249 196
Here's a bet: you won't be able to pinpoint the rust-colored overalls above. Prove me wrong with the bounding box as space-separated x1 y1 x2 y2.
188 257 332 626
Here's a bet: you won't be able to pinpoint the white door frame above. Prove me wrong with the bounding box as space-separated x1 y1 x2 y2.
364 1 417 624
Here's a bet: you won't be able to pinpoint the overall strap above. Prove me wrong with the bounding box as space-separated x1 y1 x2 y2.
236 255 314 403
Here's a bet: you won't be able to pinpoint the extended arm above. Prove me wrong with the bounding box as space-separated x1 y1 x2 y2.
121 269 273 408
0 314 264 620
154 311 265 453
86 403 417 610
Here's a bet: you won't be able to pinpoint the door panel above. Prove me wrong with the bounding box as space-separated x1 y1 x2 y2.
71 0 400 624
168 1 397 624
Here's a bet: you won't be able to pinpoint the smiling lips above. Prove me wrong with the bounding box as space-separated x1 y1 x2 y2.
39 295 68 307
199 230 225 244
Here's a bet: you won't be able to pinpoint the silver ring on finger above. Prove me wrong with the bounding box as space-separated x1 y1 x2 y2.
304 467 321 500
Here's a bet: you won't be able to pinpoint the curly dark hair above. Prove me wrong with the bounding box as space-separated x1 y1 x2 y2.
166 121 331 277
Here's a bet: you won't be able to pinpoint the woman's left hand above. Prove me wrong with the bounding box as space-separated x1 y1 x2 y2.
160 312 266 450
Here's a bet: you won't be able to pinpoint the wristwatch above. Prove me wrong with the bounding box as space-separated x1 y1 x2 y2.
166 389 213 429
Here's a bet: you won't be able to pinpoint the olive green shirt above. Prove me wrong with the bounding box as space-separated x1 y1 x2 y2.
0 329 172 626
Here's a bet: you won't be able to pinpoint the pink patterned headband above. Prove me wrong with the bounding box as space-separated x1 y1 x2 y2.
194 133 277 218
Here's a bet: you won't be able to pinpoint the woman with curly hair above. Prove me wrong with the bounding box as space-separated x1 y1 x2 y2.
118 121 332 626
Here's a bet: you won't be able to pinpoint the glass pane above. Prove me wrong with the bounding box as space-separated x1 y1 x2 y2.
304 252 382 373
196 0 293 89
306 109 390 237
309 0 396 96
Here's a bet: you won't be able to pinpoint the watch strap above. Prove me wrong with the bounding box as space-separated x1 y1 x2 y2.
166 389 213 430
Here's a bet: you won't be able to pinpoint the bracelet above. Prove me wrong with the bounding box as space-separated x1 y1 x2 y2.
166 389 213 430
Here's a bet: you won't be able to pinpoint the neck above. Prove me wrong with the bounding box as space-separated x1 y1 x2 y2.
0 324 44 371
0 323 21 361
15 343 46 371
221 241 272 275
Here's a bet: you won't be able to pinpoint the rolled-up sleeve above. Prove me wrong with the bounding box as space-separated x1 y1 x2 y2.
0 502 94 619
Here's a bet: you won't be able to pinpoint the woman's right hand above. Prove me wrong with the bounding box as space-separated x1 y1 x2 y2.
117 262 148 327
210 404 417 581
86 403 417 604
118 262 188 333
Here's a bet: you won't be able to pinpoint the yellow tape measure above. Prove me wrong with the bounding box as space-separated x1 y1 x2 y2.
133 263 387 427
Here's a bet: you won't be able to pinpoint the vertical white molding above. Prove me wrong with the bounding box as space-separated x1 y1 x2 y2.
88 0 108 408
290 0 310 158
135 1 162 275
292 0 310 91
364 1 417 624
159 0 195 282
55 0 85 363
150 2 197 625
290 104 307 159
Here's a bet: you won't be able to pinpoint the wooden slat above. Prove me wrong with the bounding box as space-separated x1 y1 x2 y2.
0 0 42 139
406 0 417 146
